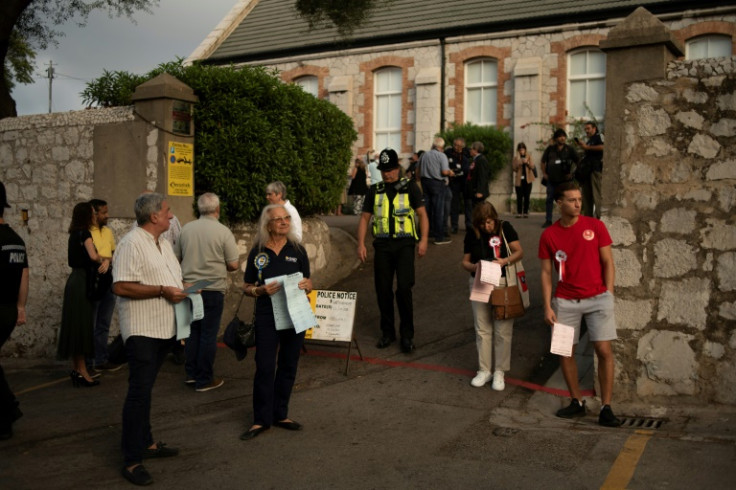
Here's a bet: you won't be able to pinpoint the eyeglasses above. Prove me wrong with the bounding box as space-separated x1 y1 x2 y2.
270 215 291 223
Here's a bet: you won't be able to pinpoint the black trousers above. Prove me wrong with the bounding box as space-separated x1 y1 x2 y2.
449 179 465 231
252 315 305 427
121 335 175 466
0 304 18 429
373 238 416 341
515 181 533 214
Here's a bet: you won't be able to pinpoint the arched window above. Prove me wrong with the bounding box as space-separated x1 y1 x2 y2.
686 35 732 60
465 59 497 126
568 49 606 122
294 75 318 97
374 67 402 151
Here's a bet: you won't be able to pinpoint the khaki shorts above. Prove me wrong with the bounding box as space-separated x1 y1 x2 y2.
552 291 617 344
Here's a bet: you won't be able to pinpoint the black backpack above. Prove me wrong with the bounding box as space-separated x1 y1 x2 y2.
544 145 575 183
575 156 594 182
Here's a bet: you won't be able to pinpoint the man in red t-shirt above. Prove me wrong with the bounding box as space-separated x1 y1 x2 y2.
538 182 621 427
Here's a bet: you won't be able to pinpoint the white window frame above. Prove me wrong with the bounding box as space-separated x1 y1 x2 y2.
686 35 732 60
464 58 498 126
373 67 403 151
567 49 606 124
294 75 319 97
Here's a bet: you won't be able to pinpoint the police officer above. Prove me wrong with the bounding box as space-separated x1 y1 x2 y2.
0 182 29 440
357 149 429 353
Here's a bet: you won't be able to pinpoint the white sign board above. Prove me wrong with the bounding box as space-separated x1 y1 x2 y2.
305 290 357 343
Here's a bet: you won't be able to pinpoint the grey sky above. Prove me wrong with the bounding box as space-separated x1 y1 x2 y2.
13 0 236 115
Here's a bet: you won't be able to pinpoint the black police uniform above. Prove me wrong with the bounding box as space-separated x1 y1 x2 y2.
0 223 27 436
362 179 425 347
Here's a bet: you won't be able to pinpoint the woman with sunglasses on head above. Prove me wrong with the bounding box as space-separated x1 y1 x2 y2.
240 204 313 441
461 202 524 391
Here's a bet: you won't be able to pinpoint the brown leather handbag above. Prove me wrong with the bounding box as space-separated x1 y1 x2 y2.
489 227 528 320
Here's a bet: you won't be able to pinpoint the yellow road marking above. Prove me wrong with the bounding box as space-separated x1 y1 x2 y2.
601 429 654 489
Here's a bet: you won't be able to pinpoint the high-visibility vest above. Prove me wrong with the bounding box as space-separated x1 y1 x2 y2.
372 179 418 240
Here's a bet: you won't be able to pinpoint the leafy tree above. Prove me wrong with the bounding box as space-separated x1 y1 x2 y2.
295 0 386 36
439 123 513 182
1 0 385 119
1 0 157 119
5 31 35 91
83 60 358 223
81 69 146 107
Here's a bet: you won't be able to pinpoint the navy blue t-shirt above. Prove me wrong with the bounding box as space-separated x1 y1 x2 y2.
244 241 310 317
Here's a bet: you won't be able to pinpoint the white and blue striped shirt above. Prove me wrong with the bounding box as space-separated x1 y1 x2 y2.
113 227 183 341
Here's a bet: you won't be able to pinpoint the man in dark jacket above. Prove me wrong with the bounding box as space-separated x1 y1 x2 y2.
445 138 471 234
576 121 604 219
465 141 491 225
541 128 579 228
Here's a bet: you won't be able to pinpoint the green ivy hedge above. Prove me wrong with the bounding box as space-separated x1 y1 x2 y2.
438 123 512 181
82 60 357 224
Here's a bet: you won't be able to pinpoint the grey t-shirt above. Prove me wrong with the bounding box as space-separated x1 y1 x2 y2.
174 215 239 292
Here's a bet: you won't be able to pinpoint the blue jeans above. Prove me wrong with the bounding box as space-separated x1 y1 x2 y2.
122 335 175 466
252 315 305 427
93 286 116 365
185 291 224 388
421 178 446 241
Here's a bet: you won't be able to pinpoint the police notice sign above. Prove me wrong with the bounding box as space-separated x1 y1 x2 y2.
306 290 357 343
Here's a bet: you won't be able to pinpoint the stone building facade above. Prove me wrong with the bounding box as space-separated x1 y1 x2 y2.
190 1 736 210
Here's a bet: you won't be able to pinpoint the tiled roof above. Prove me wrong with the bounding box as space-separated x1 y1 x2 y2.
204 0 718 63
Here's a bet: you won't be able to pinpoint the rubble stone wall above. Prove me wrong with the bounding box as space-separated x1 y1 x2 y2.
609 56 736 404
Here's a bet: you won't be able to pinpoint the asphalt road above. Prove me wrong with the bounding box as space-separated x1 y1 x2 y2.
1 211 735 489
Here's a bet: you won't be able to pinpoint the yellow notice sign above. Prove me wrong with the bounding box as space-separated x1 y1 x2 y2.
167 141 194 196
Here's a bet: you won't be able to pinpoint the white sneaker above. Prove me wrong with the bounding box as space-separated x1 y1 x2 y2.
491 370 505 391
470 371 491 387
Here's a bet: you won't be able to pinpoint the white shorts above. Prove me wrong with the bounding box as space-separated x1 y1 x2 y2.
552 291 617 344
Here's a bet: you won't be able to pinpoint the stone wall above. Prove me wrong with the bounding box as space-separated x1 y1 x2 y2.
1 109 135 358
609 56 736 404
0 109 332 358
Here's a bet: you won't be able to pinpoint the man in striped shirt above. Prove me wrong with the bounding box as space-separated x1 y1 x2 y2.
113 192 188 486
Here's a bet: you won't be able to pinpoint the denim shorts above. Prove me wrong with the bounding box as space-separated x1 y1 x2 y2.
552 291 617 344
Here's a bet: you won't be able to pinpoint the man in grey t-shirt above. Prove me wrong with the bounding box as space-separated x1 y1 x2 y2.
174 193 239 392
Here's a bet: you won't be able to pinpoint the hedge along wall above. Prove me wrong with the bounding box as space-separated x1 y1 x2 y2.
0 109 332 358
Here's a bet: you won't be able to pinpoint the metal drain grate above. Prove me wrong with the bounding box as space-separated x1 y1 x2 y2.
618 417 665 429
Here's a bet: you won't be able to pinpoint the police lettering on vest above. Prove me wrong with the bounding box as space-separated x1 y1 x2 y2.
372 179 418 240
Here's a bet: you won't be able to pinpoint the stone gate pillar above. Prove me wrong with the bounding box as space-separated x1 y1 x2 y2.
95 73 198 224
599 7 683 213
